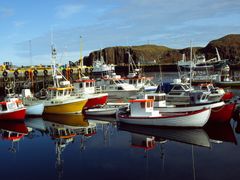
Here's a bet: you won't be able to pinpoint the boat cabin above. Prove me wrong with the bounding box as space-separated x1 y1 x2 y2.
73 77 96 94
48 80 74 100
128 99 160 117
143 93 166 108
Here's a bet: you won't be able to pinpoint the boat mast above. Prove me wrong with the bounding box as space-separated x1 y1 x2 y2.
189 41 193 89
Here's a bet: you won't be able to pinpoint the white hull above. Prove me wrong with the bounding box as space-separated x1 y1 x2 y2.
118 108 211 127
156 101 225 113
26 103 44 116
85 107 117 116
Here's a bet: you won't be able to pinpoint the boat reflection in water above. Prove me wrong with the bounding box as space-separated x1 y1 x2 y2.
204 122 237 145
0 121 28 153
41 113 97 179
118 122 211 148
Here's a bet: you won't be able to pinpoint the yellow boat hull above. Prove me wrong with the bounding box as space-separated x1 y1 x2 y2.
43 99 87 114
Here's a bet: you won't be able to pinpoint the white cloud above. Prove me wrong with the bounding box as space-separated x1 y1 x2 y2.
55 4 83 19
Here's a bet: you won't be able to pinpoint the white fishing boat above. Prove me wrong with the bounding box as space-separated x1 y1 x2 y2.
91 54 139 99
165 79 210 105
73 76 108 109
21 89 44 116
117 99 211 127
123 51 157 92
84 102 129 116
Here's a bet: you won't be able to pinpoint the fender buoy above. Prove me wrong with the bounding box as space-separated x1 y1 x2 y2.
14 70 19 77
3 77 8 82
2 70 8 77
44 69 48 76
33 69 38 76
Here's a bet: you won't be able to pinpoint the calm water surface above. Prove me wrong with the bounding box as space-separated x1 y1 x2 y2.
1 72 240 180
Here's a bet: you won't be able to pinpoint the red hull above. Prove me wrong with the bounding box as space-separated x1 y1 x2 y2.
84 95 108 109
209 103 236 123
0 108 26 121
221 92 234 101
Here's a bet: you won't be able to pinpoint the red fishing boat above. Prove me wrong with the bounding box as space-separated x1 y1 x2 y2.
73 77 108 109
0 98 26 121
209 102 236 123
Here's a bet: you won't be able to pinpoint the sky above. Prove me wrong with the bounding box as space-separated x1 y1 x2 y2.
0 0 240 66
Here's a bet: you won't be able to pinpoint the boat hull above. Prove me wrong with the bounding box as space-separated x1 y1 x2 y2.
0 108 26 121
84 94 108 109
118 108 211 127
26 103 44 116
85 107 117 116
43 99 87 114
209 103 236 123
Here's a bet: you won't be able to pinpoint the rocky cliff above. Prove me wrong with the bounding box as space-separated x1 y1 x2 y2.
83 34 240 66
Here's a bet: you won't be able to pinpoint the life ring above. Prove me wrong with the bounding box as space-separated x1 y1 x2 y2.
25 71 29 78
33 69 38 76
3 77 8 82
14 70 19 77
44 69 48 76
2 70 8 77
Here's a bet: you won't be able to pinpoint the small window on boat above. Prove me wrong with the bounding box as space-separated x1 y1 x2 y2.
118 87 123 90
86 83 89 87
79 83 83 88
140 102 145 108
133 80 137 84
129 79 133 84
172 85 183 91
148 96 154 100
138 79 141 83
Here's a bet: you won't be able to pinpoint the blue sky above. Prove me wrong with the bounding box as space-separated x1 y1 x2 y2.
0 0 240 66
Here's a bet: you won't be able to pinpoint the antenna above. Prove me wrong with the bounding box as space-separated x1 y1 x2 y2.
29 40 32 66
79 36 83 67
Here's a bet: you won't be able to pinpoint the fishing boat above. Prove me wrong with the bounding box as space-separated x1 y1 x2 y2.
0 97 26 121
21 89 44 116
165 79 210 105
84 102 129 116
43 47 87 114
91 54 139 100
73 76 108 109
117 99 211 127
196 83 224 102
123 51 157 92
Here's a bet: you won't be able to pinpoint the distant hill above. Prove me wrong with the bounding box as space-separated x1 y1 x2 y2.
83 34 240 66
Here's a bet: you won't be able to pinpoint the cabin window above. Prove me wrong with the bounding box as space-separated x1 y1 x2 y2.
155 96 165 101
148 96 154 100
129 79 133 84
0 104 7 111
138 79 141 83
140 102 145 108
118 87 123 90
147 102 152 108
86 83 89 87
79 83 83 88
172 86 184 91
133 80 137 84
